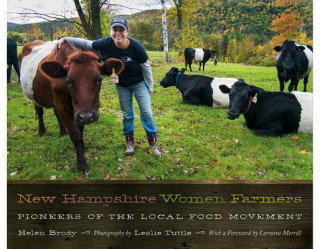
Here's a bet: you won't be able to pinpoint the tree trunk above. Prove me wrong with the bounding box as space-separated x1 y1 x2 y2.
177 8 182 31
173 0 183 31
161 0 169 62
90 0 102 39
73 0 102 39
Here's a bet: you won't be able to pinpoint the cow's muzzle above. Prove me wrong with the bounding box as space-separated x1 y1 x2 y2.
283 64 294 72
76 111 99 125
159 78 166 87
227 111 240 120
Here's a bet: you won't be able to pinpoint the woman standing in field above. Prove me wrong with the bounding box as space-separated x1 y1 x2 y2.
55 16 161 157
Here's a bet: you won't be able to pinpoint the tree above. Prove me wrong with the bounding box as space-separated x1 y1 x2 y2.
170 0 183 31
270 11 305 44
52 27 72 40
7 31 28 44
225 38 238 63
14 0 141 39
235 37 256 63
270 0 311 44
161 0 169 62
129 22 155 49
100 10 112 37
73 0 102 39
152 31 162 50
174 23 202 53
32 23 42 40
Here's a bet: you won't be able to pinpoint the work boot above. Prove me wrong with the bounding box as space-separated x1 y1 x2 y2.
124 133 134 156
147 135 162 157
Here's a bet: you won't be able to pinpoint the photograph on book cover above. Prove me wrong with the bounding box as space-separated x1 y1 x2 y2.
6 0 314 248
7 0 313 181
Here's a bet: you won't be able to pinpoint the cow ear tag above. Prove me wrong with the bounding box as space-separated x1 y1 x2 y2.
109 68 119 84
252 94 258 103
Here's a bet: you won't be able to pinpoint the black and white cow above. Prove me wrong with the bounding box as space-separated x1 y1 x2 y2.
274 40 313 92
219 80 312 136
184 48 217 71
7 38 20 83
160 67 238 108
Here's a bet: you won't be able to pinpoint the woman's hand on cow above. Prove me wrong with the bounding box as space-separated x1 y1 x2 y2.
53 38 66 54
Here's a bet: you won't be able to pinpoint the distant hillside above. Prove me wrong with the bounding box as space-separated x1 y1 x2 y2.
7 20 74 40
126 9 162 24
7 9 160 34
7 9 163 36
7 1 312 66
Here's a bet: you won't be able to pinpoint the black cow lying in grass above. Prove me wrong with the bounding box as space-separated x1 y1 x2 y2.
219 80 313 136
160 67 238 108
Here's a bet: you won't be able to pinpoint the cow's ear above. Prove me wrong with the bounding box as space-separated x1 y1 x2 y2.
41 61 67 78
100 58 125 75
249 88 260 97
296 46 305 52
180 68 186 73
274 46 283 52
219 85 231 94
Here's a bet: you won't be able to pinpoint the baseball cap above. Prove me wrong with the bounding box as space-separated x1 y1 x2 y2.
110 16 128 30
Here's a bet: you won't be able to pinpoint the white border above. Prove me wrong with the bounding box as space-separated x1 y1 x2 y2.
2 1 7 248
313 1 319 247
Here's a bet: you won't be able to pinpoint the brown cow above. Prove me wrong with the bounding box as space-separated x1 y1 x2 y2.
19 40 124 174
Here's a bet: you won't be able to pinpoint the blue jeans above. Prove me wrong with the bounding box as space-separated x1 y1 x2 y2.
116 81 158 137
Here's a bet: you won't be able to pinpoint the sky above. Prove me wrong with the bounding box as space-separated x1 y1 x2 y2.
7 0 170 24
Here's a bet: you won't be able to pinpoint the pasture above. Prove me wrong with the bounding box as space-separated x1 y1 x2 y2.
7 50 313 180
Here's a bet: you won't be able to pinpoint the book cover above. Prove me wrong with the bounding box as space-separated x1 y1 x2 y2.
6 1 314 248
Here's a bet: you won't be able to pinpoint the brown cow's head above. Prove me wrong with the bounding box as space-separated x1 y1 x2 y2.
41 52 124 125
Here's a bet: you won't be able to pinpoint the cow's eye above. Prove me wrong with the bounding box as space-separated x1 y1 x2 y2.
66 80 73 87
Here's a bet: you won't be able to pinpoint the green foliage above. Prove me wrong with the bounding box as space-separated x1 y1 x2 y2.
7 51 312 180
70 18 88 38
235 37 256 63
7 0 312 65
7 31 29 44
173 0 312 65
225 39 237 63
173 23 202 54
8 21 76 41
52 27 72 40
127 9 164 50
130 22 155 50
100 10 112 37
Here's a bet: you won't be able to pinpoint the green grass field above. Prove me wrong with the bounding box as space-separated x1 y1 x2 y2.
7 50 313 180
